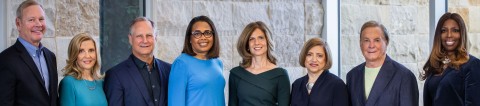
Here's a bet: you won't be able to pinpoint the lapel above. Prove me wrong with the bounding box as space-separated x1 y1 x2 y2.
297 76 309 104
43 49 57 95
302 70 329 105
125 56 152 105
155 59 168 105
14 40 46 89
155 59 166 83
355 64 367 106
292 75 310 106
365 56 396 105
309 70 329 97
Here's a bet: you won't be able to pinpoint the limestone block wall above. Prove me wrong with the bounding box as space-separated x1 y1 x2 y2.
449 0 480 58
4 0 479 105
341 0 429 78
5 0 100 80
340 0 429 104
150 0 324 102
4 0 322 89
151 0 324 87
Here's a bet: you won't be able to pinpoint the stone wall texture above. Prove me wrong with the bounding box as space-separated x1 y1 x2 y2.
151 0 324 101
152 0 323 83
449 0 480 58
341 0 429 105
6 0 478 105
4 0 322 98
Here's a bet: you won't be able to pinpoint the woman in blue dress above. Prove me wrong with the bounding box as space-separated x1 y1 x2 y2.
168 16 225 106
422 12 480 106
228 21 290 106
59 33 107 106
290 38 349 106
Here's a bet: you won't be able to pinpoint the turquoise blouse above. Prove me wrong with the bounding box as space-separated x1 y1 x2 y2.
59 75 107 106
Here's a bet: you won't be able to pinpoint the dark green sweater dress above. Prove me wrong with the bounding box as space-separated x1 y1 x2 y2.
228 66 290 106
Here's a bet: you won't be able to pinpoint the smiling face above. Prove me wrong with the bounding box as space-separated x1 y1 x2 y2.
360 26 387 63
190 21 214 56
129 20 155 57
77 40 97 71
248 28 268 57
441 19 461 54
305 45 326 73
16 5 46 46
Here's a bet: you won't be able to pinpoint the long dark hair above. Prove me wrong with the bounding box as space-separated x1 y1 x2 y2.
421 12 469 80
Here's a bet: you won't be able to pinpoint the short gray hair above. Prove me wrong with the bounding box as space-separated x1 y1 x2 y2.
360 20 389 45
129 16 155 35
16 0 43 19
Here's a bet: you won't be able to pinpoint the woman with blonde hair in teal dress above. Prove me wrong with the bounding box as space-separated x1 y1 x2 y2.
59 33 107 106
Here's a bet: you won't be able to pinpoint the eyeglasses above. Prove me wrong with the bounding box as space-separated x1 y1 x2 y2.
191 30 213 39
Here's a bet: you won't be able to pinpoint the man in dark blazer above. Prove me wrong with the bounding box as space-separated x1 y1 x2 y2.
104 17 171 106
347 21 418 106
0 1 58 106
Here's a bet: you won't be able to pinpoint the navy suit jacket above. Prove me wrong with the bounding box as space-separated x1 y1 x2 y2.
291 70 349 106
104 55 171 106
0 40 58 106
347 55 419 106
423 55 480 106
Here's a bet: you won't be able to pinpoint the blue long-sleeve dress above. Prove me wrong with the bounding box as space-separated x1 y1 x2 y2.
168 53 225 106
59 75 107 106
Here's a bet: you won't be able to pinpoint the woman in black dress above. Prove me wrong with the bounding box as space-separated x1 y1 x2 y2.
290 38 349 106
422 12 480 106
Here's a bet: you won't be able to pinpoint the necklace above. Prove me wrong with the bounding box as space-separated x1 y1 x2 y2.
83 79 96 91
306 82 314 91
443 56 451 64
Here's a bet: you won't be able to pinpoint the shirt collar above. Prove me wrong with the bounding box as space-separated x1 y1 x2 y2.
131 54 156 69
18 37 44 57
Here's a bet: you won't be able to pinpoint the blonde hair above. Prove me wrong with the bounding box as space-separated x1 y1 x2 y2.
63 33 102 80
236 21 276 68
299 38 332 70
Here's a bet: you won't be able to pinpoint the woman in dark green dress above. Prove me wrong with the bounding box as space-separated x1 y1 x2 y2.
228 21 290 106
